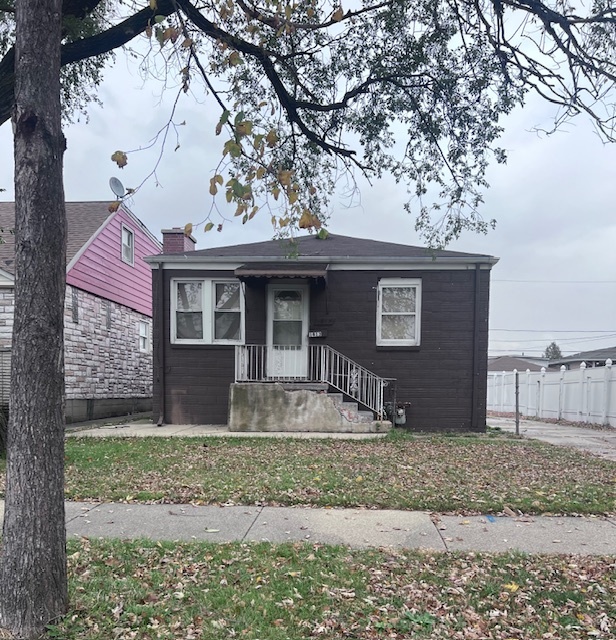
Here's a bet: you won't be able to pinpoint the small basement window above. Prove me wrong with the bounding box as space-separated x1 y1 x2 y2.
376 278 421 346
121 225 134 265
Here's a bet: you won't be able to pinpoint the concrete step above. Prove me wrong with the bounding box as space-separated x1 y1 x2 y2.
327 394 376 423
336 402 374 424
280 383 329 392
358 410 375 422
343 420 392 433
277 386 379 426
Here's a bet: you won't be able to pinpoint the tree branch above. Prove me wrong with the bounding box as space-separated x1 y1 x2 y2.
176 0 358 160
0 0 178 126
235 0 393 33
61 0 104 21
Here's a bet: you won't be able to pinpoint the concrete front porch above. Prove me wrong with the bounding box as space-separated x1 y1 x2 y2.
228 382 391 433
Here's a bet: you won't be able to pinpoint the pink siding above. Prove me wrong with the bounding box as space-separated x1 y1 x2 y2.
66 208 161 317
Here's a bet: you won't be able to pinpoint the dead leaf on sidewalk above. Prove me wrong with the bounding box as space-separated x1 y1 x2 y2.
516 515 535 522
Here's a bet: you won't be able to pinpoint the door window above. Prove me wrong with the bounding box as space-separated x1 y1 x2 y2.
272 290 303 347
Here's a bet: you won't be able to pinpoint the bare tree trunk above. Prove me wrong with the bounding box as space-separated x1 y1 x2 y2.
0 0 68 638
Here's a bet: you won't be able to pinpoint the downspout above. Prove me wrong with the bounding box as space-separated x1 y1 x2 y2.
156 263 166 426
470 263 482 430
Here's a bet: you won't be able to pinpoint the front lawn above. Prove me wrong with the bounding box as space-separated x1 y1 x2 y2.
50 539 615 639
31 433 614 514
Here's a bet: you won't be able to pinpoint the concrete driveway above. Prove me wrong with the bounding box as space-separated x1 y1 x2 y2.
488 417 616 461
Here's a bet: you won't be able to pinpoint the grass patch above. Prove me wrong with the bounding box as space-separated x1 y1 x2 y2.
50 539 615 639
5 433 609 514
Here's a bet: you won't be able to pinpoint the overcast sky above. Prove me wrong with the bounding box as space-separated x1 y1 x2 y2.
1 49 615 359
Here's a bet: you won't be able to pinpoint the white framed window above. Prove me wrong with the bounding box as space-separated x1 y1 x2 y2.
376 278 421 346
139 321 150 352
121 225 134 265
213 281 243 342
171 278 244 345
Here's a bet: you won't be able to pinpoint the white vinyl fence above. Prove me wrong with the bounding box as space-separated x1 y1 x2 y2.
487 360 616 427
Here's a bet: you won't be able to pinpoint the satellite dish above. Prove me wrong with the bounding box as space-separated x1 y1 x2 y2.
109 177 126 198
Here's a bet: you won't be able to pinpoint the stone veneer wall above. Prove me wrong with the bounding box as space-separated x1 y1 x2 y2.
64 285 152 400
0 285 153 400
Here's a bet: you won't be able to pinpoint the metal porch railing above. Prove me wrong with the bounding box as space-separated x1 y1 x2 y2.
235 344 394 417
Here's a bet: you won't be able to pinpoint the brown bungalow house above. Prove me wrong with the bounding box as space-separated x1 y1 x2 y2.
146 230 498 433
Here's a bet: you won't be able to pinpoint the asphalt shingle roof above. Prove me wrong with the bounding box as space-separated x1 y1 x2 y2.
0 201 113 275
163 233 495 261
553 346 616 363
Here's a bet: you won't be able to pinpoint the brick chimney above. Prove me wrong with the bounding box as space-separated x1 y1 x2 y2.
161 228 196 254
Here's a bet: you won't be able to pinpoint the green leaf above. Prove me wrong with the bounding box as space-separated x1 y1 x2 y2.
228 51 243 66
155 27 165 46
216 110 231 136
232 181 244 197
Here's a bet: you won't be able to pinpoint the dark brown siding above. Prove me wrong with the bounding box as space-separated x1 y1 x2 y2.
153 266 492 430
475 268 490 430
152 268 162 422
153 269 245 424
308 269 491 432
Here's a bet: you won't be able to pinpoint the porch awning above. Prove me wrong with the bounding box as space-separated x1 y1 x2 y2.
234 262 329 281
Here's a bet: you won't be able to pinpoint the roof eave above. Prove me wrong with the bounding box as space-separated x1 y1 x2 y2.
145 254 499 266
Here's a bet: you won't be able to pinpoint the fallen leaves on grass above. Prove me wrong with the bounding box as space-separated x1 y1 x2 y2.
52 539 616 639
2 435 613 515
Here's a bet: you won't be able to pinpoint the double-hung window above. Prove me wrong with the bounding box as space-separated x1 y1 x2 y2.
213 282 242 341
172 279 244 344
377 278 421 346
176 281 204 340
121 225 134 265
138 321 150 352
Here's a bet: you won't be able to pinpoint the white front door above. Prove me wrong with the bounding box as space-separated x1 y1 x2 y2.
267 284 309 379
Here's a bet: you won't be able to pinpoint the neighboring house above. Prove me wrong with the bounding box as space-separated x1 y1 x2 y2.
547 346 616 370
0 202 162 422
488 355 548 372
147 231 498 432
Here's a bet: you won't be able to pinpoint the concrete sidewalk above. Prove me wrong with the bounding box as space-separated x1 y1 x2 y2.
57 418 616 555
488 416 616 461
46 502 613 554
